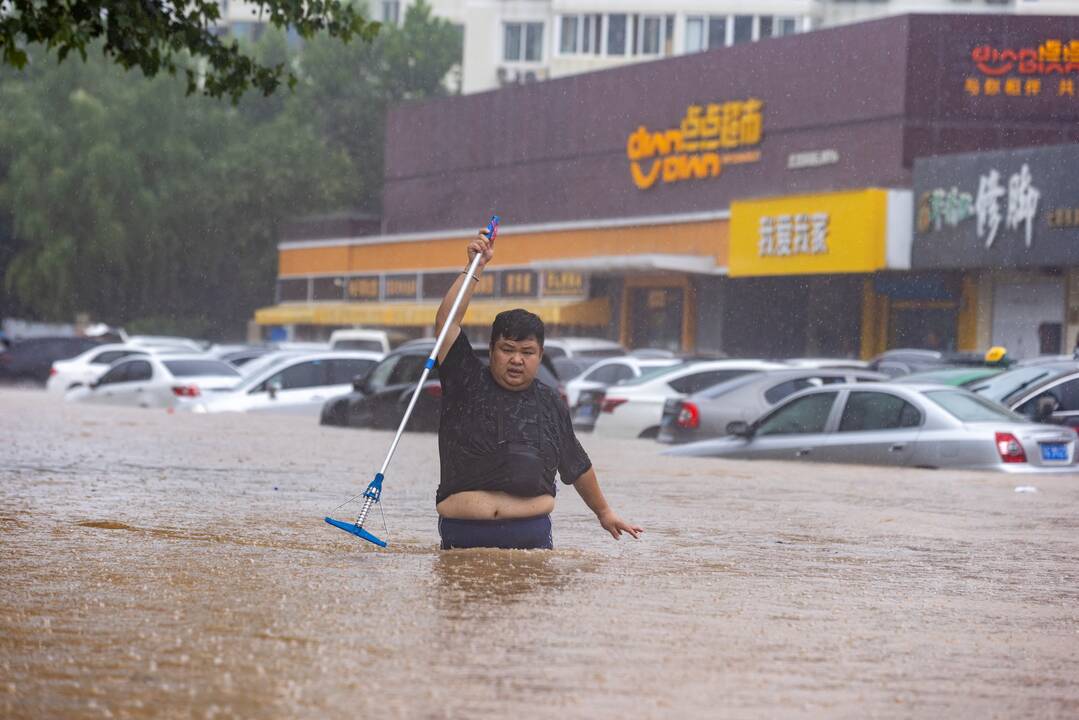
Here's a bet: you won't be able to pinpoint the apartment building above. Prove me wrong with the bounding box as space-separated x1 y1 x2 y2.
455 0 1079 94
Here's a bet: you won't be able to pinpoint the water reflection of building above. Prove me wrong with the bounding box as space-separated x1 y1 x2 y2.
256 13 1079 359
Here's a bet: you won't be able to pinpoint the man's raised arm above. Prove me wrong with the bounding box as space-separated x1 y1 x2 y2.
434 229 494 365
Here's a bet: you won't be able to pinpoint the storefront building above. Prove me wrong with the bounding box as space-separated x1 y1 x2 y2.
257 13 1079 358
912 143 1079 359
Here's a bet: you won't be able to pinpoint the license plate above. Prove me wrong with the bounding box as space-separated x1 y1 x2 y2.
1041 443 1068 461
576 404 595 420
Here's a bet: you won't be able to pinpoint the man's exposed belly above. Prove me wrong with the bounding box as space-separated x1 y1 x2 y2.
436 490 555 520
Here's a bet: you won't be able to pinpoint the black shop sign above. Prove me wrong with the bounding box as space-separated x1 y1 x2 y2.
912 143 1079 269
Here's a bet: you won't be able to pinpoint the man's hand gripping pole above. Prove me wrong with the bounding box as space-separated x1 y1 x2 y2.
325 215 500 547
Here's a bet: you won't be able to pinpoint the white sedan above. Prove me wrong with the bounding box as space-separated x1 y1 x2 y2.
46 343 196 394
564 356 683 408
46 344 150 394
591 360 787 439
184 351 383 416
66 355 242 410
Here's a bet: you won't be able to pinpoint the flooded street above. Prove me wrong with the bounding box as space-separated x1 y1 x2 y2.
2 388 1078 719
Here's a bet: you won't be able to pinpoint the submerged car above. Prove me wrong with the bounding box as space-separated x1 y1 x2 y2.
966 361 1079 407
658 368 887 444
66 355 242 410
591 360 786 439
46 343 158 394
321 340 563 431
0 336 104 386
185 352 383 415
565 356 684 408
664 383 1077 472
1006 367 1079 429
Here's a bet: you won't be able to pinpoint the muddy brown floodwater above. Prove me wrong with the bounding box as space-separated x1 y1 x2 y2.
2 388 1079 718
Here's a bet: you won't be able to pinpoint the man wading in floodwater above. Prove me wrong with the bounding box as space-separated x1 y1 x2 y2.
433 228 643 550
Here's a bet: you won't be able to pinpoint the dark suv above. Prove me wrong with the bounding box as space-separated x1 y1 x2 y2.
320 340 564 431
0 336 103 385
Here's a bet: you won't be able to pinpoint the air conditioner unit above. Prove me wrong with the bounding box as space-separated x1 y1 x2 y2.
496 66 549 87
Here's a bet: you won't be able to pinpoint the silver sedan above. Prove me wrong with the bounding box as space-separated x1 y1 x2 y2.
663 383 1078 473
657 367 887 444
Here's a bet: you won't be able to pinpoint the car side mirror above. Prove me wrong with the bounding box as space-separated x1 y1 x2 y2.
1034 395 1058 423
352 374 367 393
267 378 282 400
726 420 753 438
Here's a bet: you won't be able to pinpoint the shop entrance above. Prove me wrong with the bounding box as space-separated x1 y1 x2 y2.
627 286 685 352
723 276 862 358
992 278 1065 358
890 306 958 351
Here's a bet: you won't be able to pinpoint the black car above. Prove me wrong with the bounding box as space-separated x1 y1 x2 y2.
0 336 103 385
321 340 564 431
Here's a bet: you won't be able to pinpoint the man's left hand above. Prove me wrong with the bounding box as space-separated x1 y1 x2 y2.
598 509 643 540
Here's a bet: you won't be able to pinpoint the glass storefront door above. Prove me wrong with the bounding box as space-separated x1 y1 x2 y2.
627 286 684 352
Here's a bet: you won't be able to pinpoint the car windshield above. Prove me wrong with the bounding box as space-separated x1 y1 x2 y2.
574 348 625 358
616 363 688 387
966 365 1074 403
164 360 241 377
239 352 302 377
334 339 383 351
898 368 999 385
925 390 1025 423
696 371 766 399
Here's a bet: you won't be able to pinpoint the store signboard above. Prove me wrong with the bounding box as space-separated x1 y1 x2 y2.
421 270 497 300
912 144 1079 269
543 271 588 297
626 98 763 191
729 189 890 277
384 273 419 300
501 270 539 298
346 276 380 302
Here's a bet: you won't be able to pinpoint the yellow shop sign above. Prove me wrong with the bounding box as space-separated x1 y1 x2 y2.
729 189 889 277
626 99 763 190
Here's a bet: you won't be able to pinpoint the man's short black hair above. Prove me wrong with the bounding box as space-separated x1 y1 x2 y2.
490 308 544 348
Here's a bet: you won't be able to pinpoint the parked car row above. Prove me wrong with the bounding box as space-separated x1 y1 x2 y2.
29 327 1079 474
665 382 1076 473
319 339 564 431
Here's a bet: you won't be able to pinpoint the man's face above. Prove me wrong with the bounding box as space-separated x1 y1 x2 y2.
489 335 542 391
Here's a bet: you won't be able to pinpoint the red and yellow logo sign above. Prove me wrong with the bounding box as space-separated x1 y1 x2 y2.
965 40 1079 98
626 99 763 191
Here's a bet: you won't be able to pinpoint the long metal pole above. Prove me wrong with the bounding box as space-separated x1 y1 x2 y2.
377 249 487 475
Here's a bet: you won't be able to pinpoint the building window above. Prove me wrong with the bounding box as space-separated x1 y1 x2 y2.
686 16 706 53
504 22 544 62
758 16 773 40
639 15 664 55
607 14 628 55
687 14 800 51
381 0 399 25
559 15 579 54
732 15 753 45
557 14 602 55
708 16 728 49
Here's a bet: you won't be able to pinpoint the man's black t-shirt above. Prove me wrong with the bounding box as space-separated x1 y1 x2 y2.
435 329 592 504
